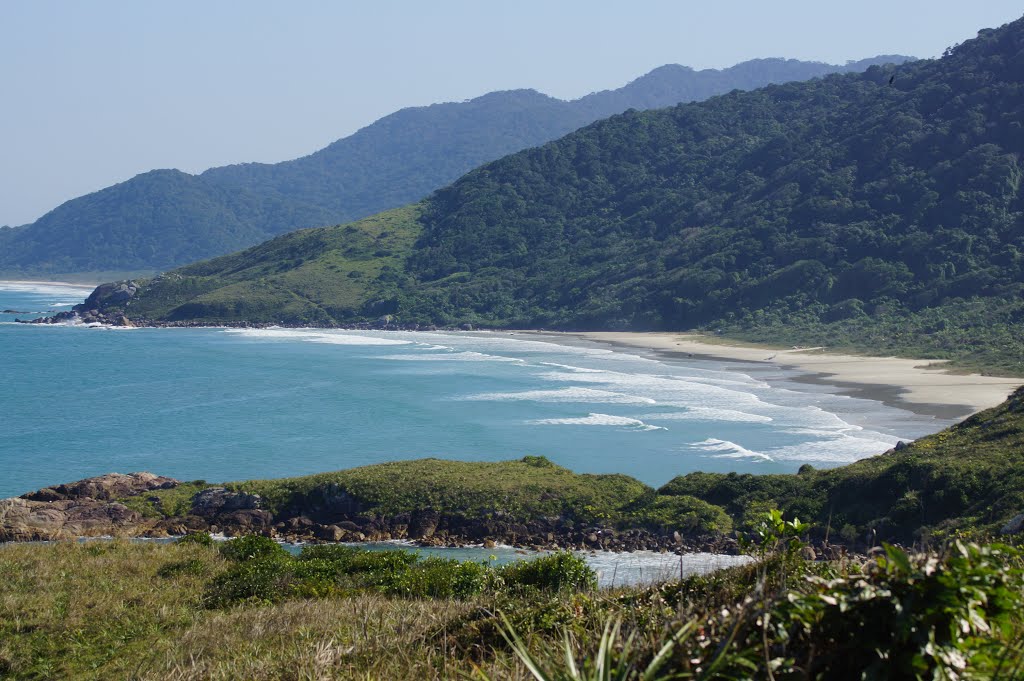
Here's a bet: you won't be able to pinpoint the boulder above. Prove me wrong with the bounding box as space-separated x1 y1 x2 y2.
190 488 262 516
1001 513 1024 535
21 472 179 502
408 509 440 539
0 497 145 541
315 524 346 542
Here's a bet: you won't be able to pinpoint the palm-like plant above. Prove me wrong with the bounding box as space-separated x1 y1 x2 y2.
476 613 697 681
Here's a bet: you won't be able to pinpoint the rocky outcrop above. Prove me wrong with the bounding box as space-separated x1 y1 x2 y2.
20 280 140 326
22 472 177 502
188 487 272 531
0 497 144 541
2 472 746 554
1 472 179 541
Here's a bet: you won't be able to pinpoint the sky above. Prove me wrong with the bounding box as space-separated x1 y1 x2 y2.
1 1 1022 227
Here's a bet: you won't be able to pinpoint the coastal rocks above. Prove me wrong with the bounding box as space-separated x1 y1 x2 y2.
189 487 271 531
82 280 139 309
190 487 262 516
1 472 180 542
21 472 179 502
0 497 143 541
408 509 441 539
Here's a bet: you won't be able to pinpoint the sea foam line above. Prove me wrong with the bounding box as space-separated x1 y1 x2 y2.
461 387 657 404
528 413 666 430
690 438 774 461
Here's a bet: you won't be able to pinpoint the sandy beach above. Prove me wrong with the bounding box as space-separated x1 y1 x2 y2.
551 331 1023 418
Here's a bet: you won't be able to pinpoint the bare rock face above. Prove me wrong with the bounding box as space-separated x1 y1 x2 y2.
21 472 178 502
2 472 180 542
190 487 262 516
0 497 143 541
407 509 440 539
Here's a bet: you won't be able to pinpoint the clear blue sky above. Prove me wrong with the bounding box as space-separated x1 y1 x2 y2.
1 1 1021 226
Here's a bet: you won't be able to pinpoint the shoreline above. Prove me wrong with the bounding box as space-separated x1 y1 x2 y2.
548 331 1022 419
0 279 97 289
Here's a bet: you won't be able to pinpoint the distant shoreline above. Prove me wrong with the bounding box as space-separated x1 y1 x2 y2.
0 279 97 289
530 331 1022 420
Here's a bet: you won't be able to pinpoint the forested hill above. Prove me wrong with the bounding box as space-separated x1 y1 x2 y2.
0 56 911 275
106 17 1024 373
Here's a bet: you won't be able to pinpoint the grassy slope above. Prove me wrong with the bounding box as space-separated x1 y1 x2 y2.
122 205 422 324
125 456 732 535
2 537 1020 679
0 541 483 679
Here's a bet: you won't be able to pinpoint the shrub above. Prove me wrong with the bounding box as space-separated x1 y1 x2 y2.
381 557 491 599
175 532 214 547
219 535 289 562
499 552 597 592
296 544 361 564
156 558 207 578
205 555 294 607
627 494 733 534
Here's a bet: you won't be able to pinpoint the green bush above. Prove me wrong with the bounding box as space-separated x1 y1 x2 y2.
219 535 289 563
499 552 597 592
156 558 208 578
296 544 361 564
627 494 733 534
205 555 294 607
381 557 491 599
174 532 214 547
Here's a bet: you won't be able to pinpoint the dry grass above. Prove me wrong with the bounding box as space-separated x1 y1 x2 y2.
0 541 533 680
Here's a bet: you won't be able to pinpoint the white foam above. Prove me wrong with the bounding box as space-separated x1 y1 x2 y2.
305 335 412 346
0 281 94 296
639 408 773 424
538 362 606 373
222 328 411 345
763 433 903 464
585 551 753 587
690 438 774 461
462 387 657 404
528 413 667 430
377 351 523 362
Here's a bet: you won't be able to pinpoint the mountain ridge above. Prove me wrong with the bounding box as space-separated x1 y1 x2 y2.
78 18 1024 373
0 55 912 275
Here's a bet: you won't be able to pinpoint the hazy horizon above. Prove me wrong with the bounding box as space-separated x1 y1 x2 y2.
2 1 1022 227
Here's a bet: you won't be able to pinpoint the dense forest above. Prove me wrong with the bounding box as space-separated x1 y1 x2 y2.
0 56 910 275
106 18 1024 373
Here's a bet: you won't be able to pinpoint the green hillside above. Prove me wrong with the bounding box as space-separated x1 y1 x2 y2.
0 57 910 276
102 18 1024 373
127 206 422 323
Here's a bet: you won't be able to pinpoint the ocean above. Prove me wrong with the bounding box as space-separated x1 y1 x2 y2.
0 281 953 499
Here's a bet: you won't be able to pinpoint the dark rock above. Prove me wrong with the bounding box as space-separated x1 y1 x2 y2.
218 509 273 529
190 487 262 517
408 509 440 539
894 440 909 451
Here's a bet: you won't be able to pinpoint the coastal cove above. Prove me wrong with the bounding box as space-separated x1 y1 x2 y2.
0 280 978 499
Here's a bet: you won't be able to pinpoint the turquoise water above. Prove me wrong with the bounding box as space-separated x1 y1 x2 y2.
0 282 952 499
